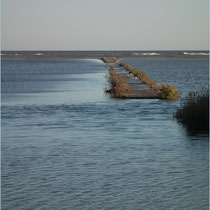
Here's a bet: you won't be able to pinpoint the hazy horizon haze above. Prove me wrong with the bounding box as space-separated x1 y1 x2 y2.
2 0 209 51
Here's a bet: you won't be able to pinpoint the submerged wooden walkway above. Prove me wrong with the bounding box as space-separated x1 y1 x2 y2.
115 65 161 99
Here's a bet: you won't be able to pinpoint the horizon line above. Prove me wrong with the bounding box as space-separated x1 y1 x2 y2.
2 49 209 51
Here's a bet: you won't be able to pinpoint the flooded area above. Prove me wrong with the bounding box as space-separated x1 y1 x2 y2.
1 57 209 209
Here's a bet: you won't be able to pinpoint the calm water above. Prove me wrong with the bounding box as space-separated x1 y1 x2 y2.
2 50 209 56
1 56 209 210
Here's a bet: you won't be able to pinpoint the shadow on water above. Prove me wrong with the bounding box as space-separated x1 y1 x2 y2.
184 128 209 139
175 120 209 139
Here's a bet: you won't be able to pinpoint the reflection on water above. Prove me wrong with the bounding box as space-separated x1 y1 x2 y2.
2 58 209 210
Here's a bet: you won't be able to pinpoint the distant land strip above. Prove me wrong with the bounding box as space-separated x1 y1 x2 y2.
1 53 209 59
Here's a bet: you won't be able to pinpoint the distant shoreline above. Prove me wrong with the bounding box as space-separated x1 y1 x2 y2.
1 54 209 59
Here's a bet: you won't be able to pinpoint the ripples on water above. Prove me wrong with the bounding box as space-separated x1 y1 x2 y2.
2 57 209 209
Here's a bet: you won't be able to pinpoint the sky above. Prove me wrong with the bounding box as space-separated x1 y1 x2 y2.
1 0 209 50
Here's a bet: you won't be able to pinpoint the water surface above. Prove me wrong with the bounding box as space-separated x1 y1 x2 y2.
2 57 209 210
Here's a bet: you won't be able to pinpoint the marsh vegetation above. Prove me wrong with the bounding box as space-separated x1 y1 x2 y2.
106 66 131 97
174 89 209 131
119 63 179 100
102 57 120 63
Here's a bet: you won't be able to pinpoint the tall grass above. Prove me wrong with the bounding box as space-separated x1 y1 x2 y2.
106 66 131 97
119 63 179 100
157 83 179 100
174 89 209 131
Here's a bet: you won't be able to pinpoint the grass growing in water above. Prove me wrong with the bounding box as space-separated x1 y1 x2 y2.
119 63 179 100
106 66 131 97
157 83 179 100
174 89 209 131
102 57 120 63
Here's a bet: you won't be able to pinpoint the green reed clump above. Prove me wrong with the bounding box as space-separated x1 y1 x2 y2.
174 89 209 131
106 66 131 97
119 63 179 100
157 83 179 100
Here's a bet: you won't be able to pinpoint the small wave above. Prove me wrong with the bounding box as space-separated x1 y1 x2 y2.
86 59 104 63
143 53 160 56
35 53 44 56
183 52 209 56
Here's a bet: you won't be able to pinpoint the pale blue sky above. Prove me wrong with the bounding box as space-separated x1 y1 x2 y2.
2 0 209 50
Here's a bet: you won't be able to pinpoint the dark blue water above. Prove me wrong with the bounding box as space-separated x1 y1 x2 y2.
1 57 209 210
